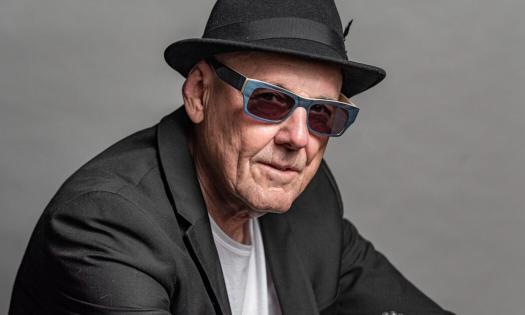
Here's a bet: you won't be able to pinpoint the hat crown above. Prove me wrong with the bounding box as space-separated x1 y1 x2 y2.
202 0 347 59
204 0 344 36
204 0 342 36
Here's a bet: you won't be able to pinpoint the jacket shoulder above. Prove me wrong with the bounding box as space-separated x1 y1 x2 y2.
40 123 182 252
49 125 160 208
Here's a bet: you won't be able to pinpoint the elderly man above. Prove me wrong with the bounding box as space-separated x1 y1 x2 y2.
10 1 455 314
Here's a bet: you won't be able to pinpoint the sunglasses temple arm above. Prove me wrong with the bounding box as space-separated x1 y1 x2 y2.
207 57 246 91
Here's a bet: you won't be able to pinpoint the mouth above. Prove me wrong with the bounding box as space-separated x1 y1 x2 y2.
256 162 302 185
253 160 303 185
259 162 300 173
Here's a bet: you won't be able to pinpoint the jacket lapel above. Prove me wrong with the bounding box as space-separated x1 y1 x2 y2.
185 218 231 315
156 108 232 315
260 212 319 315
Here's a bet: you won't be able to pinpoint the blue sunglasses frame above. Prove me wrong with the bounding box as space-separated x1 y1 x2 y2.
207 57 359 137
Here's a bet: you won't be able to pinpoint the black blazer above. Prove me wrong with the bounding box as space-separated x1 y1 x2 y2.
10 108 455 315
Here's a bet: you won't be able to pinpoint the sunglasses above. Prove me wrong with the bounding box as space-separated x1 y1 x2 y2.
207 57 359 137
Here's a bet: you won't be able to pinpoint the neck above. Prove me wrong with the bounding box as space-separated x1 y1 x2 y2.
209 206 253 245
190 139 253 245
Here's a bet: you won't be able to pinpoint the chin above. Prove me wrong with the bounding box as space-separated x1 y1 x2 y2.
242 188 297 215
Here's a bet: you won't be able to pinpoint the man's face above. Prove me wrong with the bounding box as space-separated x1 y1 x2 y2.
191 52 343 214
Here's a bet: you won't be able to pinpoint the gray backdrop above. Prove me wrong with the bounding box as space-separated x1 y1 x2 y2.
1 1 524 314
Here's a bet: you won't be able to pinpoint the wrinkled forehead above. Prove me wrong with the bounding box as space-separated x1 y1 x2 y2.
215 51 344 98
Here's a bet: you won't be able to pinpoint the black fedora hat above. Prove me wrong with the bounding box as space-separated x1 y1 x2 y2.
164 0 386 98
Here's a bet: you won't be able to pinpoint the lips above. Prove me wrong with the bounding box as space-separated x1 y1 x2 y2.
259 161 300 173
255 161 302 184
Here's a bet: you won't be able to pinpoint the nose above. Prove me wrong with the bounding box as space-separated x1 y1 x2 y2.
274 107 309 150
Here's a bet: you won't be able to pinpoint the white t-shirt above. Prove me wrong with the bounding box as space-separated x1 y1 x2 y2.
209 215 282 315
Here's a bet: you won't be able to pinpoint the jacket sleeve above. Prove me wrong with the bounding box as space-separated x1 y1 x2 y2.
10 191 174 315
336 218 456 315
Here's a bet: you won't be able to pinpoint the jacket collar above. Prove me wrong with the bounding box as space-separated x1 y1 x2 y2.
156 107 319 315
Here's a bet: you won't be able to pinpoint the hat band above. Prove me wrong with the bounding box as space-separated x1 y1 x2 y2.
203 17 346 58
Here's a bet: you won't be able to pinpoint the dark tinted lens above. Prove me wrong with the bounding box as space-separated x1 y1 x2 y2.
247 88 295 121
308 103 349 135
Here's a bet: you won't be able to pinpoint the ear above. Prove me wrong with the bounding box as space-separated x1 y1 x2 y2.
182 60 214 124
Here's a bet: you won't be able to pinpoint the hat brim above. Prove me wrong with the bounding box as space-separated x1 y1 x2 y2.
164 38 386 98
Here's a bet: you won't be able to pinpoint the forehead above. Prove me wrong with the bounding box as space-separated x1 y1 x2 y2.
216 51 343 99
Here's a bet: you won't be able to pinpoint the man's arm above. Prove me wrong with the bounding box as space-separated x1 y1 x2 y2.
10 191 173 315
336 218 455 315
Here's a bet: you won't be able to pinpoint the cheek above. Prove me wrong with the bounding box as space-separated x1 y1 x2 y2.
238 123 279 158
306 135 328 164
234 123 280 187
201 90 246 185
204 92 279 187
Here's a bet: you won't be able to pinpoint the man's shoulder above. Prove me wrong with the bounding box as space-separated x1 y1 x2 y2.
48 124 163 214
34 120 184 253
